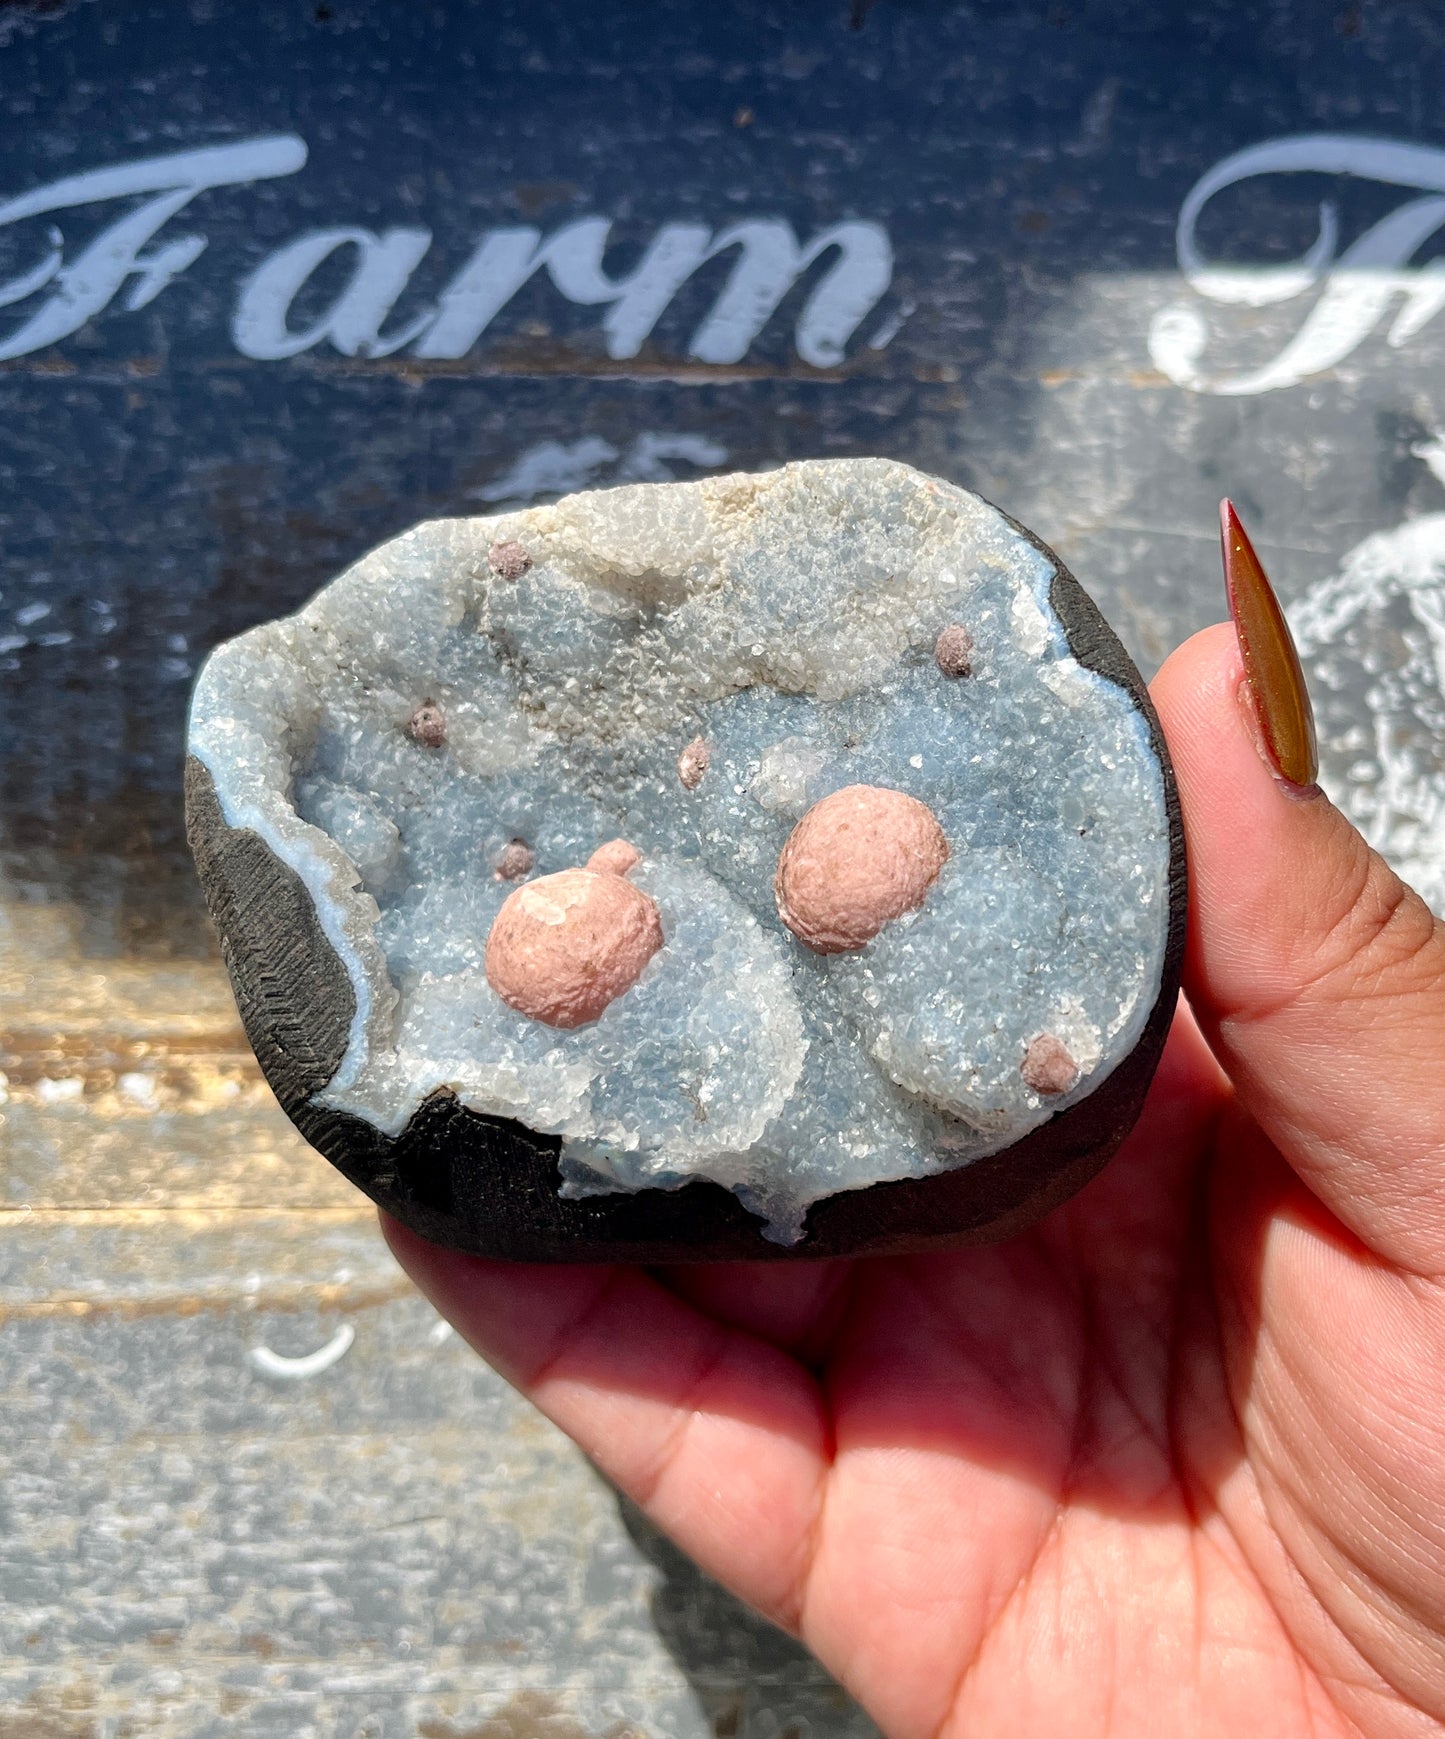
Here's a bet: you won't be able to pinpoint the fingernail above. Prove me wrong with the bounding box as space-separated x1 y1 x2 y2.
1219 500 1319 789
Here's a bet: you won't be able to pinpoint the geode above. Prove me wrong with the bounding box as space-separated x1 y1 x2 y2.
186 459 1186 1261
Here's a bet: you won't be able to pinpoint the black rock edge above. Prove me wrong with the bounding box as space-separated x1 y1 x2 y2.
184 504 1187 1263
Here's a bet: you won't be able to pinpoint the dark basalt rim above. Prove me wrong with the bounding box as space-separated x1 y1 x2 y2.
185 504 1188 1262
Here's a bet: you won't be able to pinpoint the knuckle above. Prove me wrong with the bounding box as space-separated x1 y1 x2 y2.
1303 839 1443 1005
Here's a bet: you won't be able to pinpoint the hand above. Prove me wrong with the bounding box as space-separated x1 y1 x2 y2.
385 595 1445 1737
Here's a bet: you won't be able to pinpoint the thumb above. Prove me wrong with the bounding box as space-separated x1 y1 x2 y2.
1151 610 1445 1272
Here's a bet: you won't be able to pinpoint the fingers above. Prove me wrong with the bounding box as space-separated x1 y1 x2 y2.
381 1215 830 1632
1151 622 1445 1271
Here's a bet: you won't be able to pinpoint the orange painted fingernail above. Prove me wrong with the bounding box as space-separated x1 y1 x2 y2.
1219 500 1318 788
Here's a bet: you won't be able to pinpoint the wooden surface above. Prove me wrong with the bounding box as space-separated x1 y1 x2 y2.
0 896 876 1737
8 2 1445 1731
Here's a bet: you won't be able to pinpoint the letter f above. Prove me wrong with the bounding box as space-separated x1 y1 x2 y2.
0 136 307 362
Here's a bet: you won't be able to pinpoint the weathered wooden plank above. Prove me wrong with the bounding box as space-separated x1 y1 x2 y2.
1 897 354 1212
0 1292 875 1739
0 1103 356 1214
0 876 875 1735
0 1210 393 1318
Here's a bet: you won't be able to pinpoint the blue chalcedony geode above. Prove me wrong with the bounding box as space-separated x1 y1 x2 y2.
185 459 1186 1259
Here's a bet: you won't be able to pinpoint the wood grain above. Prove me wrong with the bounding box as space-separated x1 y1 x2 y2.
0 897 874 1736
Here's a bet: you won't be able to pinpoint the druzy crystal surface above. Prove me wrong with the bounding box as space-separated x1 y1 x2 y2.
189 459 1172 1242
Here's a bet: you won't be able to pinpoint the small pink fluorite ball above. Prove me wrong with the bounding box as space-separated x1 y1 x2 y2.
775 784 949 954
585 838 643 878
485 868 663 1028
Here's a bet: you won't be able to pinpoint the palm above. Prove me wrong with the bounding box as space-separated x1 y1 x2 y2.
644 1010 1445 1738
651 1010 1257 1737
391 1003 1445 1738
